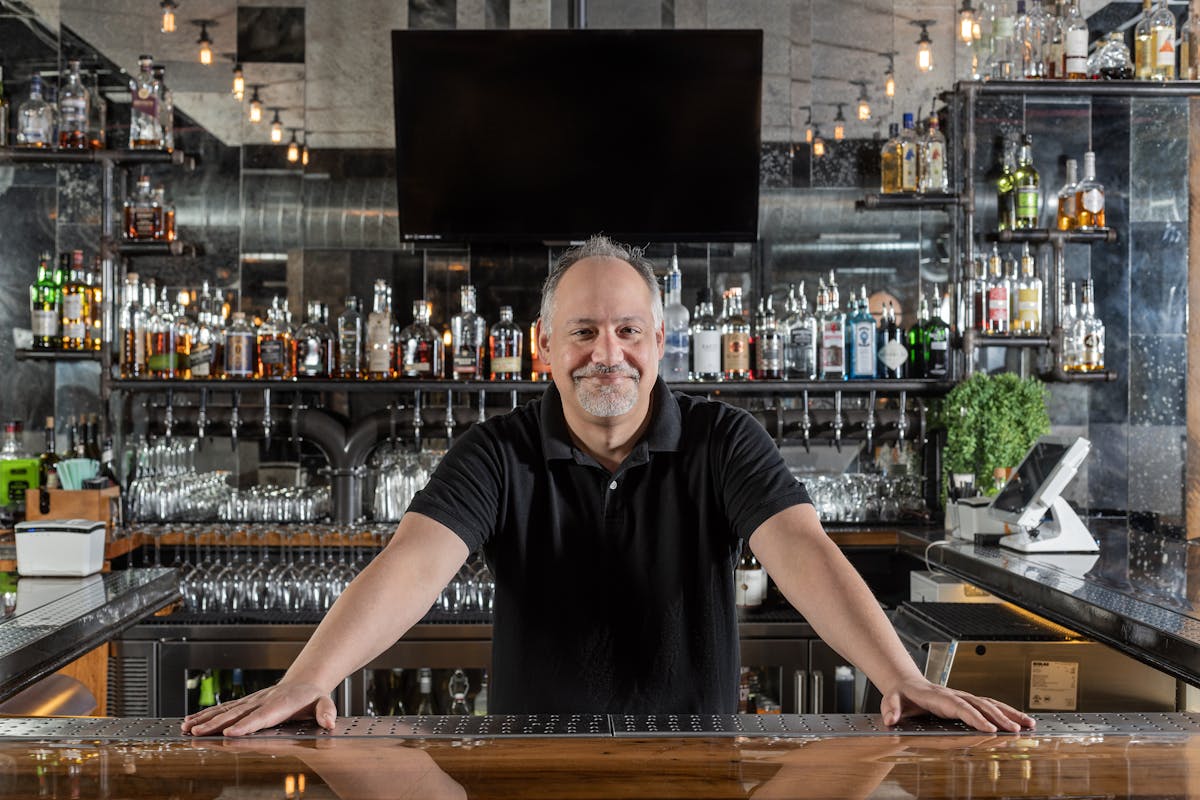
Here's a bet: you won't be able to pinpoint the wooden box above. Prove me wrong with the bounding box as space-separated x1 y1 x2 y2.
27 486 121 530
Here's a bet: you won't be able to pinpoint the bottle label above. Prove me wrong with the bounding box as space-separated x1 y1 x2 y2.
852 322 876 376
129 208 159 239
62 294 84 320
131 89 159 121
722 332 750 372
403 360 432 373
225 332 254 375
735 567 766 608
453 355 479 377
491 356 520 374
59 97 86 125
900 144 918 191
987 288 1010 321
1156 31 1176 67
923 142 945 190
338 331 359 369
821 321 844 370
1066 28 1089 69
31 309 59 337
879 337 908 372
1081 188 1104 213
1017 289 1041 326
297 341 324 375
757 336 782 373
693 330 722 375
368 347 391 374
259 338 284 366
1016 186 1039 221
189 342 212 377
62 320 86 340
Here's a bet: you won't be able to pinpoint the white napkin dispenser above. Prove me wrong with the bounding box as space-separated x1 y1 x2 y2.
14 519 107 577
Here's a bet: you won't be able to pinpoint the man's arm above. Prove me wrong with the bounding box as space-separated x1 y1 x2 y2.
181 512 468 736
749 503 1033 733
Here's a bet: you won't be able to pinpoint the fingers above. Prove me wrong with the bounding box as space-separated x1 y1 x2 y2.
314 695 338 730
881 681 1036 734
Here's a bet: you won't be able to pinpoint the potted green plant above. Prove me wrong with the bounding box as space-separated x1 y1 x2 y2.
934 372 1050 505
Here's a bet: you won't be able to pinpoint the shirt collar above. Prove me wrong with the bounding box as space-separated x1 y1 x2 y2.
540 376 683 463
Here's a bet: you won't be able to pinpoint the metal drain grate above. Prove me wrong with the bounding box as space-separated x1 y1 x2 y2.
1 713 1199 741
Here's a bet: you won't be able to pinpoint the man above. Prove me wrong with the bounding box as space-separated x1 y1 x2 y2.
183 236 1032 736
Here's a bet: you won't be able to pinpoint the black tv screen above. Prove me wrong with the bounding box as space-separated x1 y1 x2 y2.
391 29 763 243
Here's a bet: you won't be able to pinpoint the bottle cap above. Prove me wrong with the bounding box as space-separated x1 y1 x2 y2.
902 112 914 127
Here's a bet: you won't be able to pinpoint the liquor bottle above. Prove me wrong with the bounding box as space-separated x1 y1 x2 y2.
296 301 333 378
995 138 1017 231
365 280 393 380
124 175 162 241
474 671 489 716
735 549 766 609
847 286 877 380
755 300 783 380
257 300 293 380
85 260 103 351
898 113 919 193
488 306 523 380
749 299 764 379
1043 0 1066 78
155 186 176 242
1013 243 1043 335
38 417 60 491
448 669 471 715
985 0 1019 79
1183 4 1200 80
984 247 1011 335
398 300 443 379
145 289 178 378
721 287 751 381
919 114 948 194
30 251 60 350
818 279 846 381
0 66 9 146
784 283 817 380
416 667 435 715
529 320 551 381
118 273 146 377
661 255 691 382
60 251 90 351
384 668 406 715
129 55 164 149
907 293 929 378
83 414 101 462
1061 281 1080 370
879 122 901 194
189 299 220 379
925 287 952 379
691 288 722 381
152 64 175 150
1063 1 1090 79
1149 0 1177 80
1074 151 1105 230
335 296 363 379
1017 0 1049 78
1013 134 1040 230
57 59 91 149
228 669 247 702
1055 158 1079 231
1136 0 1156 79
1074 279 1105 371
16 72 53 147
1095 31 1135 79
450 285 487 380
1004 250 1020 324
223 312 256 379
876 302 907 379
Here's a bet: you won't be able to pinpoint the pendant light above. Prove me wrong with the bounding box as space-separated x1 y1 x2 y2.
833 104 846 141
160 0 177 33
880 52 896 99
248 85 264 123
958 0 978 43
912 20 935 73
232 63 245 101
192 19 217 65
269 108 284 143
286 129 301 163
852 81 871 121
812 126 826 158
301 132 310 166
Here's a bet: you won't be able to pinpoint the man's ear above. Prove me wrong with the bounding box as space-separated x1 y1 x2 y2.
535 317 550 365
656 321 665 360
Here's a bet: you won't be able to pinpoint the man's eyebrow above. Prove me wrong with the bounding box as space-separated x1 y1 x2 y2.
563 315 650 326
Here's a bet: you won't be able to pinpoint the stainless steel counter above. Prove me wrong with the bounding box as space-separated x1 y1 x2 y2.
904 520 1200 686
0 568 179 702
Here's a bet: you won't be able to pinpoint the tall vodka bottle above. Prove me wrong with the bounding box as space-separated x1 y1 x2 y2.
661 255 691 382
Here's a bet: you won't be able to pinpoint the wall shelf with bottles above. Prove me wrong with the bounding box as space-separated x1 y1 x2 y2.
14 348 103 362
966 79 1200 98
116 241 200 258
856 192 961 211
960 332 1052 349
0 147 194 168
987 228 1118 246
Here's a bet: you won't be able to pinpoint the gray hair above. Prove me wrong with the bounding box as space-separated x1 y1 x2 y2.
539 235 664 334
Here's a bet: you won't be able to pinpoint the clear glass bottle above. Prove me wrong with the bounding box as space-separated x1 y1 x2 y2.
1013 243 1043 335
721 287 751 381
985 0 1019 79
30 251 60 351
879 122 902 194
784 282 817 380
1136 0 1156 79
691 287 722 381
1061 281 1080 370
155 186 176 242
735 549 766 609
118 272 145 377
448 669 471 715
1074 279 1105 371
995 137 1017 231
172 298 195 380
152 64 175 150
398 300 443 379
984 245 1011 335
1043 0 1066 78
84 261 103 351
875 302 907 379
1063 1 1090 79
16 72 54 148
335 296 364 379
919 114 948 194
474 671 488 716
488 305 523 380
145 289 178 378
1055 158 1079 231
898 113 919 193
1012 134 1040 229
449 285 487 380
416 667 434 715
257 299 294 380
1182 3 1200 80
223 312 256 379
296 301 334 378
847 286 877 380
60 251 90 351
1074 151 1105 230
1149 0 1177 80
189 299 220 379
661 255 691 382
1017 0 1049 78
817 280 847 381
128 55 164 149
57 59 91 150
124 175 163 241
755 300 783 380
0 66 9 147
1095 30 1135 79
365 280 394 380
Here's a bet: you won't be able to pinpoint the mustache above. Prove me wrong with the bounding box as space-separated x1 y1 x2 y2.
572 363 641 381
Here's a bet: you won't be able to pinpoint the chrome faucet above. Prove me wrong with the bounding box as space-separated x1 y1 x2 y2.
864 390 877 455
896 390 908 442
801 389 812 452
832 390 844 453
262 388 273 443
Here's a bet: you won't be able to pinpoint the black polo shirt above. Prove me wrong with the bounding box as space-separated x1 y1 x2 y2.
406 377 811 714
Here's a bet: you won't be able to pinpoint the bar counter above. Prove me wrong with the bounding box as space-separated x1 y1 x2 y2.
2 713 1200 798
904 519 1200 686
0 568 178 703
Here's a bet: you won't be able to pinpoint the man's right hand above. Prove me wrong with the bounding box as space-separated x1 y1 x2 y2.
180 680 337 737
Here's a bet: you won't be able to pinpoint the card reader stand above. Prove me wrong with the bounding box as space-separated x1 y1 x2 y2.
998 496 1099 553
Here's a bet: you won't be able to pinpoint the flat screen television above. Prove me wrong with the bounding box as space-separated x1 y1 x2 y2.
391 29 763 244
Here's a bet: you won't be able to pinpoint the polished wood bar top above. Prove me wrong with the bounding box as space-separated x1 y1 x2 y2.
3 715 1200 798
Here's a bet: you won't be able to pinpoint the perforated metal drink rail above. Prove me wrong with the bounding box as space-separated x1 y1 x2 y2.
3 712 1200 740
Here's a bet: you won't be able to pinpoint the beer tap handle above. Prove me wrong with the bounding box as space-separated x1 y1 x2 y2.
388 402 398 448
197 388 208 445
412 390 423 451
801 389 811 453
918 399 927 446
832 390 843 453
477 389 487 425
510 389 518 411
445 390 455 446
164 390 174 440
865 390 877 456
896 390 909 442
230 390 240 451
289 396 301 459
262 388 273 444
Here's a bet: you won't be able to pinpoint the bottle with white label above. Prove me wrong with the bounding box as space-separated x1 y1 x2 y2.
784 283 817 380
876 301 907 379
818 278 846 381
1073 151 1105 230
660 255 691 382
398 300 442 379
488 306 523 381
365 279 393 380
1063 0 1090 78
691 288 722 381
1014 243 1043 335
223 312 256 378
721 287 751 381
985 249 1011 335
847 286 877 380
449 285 487 380
919 114 947 194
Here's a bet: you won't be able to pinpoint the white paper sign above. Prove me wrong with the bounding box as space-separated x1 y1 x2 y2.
1029 660 1078 710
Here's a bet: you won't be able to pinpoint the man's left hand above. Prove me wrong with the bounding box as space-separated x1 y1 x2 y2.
880 678 1035 733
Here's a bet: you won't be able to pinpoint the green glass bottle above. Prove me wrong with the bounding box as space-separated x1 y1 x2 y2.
1013 134 1041 229
29 251 60 350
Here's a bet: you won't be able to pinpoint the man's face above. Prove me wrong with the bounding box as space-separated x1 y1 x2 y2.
540 256 664 422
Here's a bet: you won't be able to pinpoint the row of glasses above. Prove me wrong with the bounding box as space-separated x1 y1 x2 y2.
217 486 331 523
370 445 443 521
437 553 495 615
797 472 925 523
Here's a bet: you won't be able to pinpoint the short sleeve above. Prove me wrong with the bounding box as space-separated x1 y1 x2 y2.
714 406 812 540
405 423 505 553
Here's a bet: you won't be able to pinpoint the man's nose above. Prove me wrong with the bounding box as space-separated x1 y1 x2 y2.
591 328 624 364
